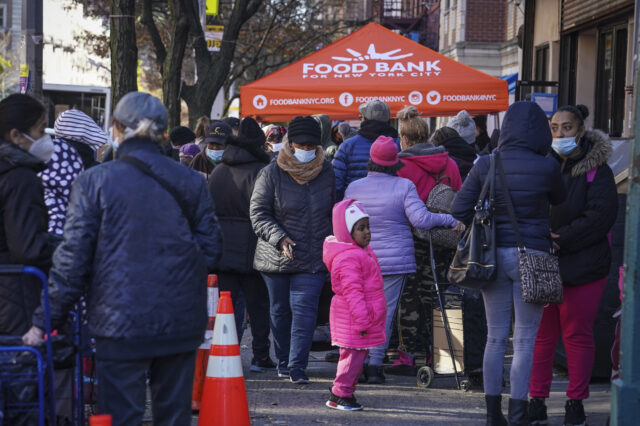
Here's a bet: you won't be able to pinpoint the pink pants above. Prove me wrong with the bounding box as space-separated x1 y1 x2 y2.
529 277 607 400
332 348 369 398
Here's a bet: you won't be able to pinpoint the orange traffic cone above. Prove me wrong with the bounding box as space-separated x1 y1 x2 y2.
192 274 219 411
198 291 250 426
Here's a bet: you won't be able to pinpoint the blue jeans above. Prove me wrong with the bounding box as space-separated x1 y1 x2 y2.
368 274 407 366
261 272 325 370
482 247 545 400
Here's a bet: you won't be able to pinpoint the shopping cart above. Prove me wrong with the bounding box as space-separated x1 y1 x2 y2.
0 265 56 425
415 231 483 392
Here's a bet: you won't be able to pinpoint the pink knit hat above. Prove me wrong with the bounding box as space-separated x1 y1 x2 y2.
369 135 399 166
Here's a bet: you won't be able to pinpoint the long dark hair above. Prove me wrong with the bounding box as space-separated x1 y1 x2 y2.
0 94 45 139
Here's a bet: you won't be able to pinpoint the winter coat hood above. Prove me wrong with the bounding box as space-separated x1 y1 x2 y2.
358 119 398 141
399 143 449 174
223 134 271 166
0 140 46 174
558 129 612 177
498 101 552 156
313 114 335 151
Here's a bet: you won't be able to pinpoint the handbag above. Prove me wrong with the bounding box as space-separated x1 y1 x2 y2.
414 172 459 248
496 154 563 305
447 154 497 289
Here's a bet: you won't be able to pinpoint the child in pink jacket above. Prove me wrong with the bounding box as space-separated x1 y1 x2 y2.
323 199 387 411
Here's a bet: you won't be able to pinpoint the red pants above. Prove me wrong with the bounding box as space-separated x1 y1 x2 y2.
331 348 368 398
529 278 607 400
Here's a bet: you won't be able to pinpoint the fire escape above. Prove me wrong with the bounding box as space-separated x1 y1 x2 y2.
373 0 440 50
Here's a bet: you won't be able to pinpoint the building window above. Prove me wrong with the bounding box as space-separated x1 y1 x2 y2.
595 24 628 137
534 44 549 92
0 4 6 29
444 0 449 11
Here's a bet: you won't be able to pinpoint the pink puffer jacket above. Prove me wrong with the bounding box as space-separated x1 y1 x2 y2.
323 199 387 349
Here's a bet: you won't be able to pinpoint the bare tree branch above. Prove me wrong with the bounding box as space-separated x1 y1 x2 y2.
141 0 167 68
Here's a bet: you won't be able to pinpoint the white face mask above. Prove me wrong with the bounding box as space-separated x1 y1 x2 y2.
270 142 283 152
24 133 55 163
293 148 316 163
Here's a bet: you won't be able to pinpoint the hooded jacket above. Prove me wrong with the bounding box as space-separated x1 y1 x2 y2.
451 102 566 253
209 134 271 273
439 136 477 180
345 172 457 275
32 137 222 360
323 199 386 349
0 141 52 335
332 120 399 199
250 159 335 274
314 114 337 157
550 129 618 286
397 143 463 202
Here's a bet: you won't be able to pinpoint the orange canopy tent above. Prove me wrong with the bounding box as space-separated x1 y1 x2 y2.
241 23 508 122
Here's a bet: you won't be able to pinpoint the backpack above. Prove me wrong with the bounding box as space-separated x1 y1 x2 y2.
414 171 459 248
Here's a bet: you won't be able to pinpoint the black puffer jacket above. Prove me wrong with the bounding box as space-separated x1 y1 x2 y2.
452 102 566 252
551 130 618 286
209 136 270 273
440 136 476 180
32 137 222 360
0 141 51 335
250 161 335 274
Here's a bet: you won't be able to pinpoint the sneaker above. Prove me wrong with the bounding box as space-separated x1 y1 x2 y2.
277 368 290 378
366 365 385 384
289 368 310 384
250 356 277 372
564 399 586 426
528 398 548 425
326 390 363 411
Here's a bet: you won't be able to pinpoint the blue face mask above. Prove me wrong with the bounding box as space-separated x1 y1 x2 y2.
551 137 578 156
206 148 224 162
293 148 316 163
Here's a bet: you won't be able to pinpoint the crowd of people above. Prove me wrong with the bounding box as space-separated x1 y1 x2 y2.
0 90 618 426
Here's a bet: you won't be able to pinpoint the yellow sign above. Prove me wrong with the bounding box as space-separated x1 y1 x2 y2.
205 25 224 52
206 0 218 15
20 64 29 78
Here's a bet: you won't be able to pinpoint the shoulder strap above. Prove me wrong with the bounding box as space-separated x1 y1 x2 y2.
119 155 195 231
586 166 598 183
476 154 495 208
496 153 525 251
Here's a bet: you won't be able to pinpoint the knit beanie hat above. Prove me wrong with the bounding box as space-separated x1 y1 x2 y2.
169 126 196 146
238 117 266 147
447 110 476 144
287 116 321 145
370 135 399 166
179 143 200 158
345 201 369 234
223 116 240 131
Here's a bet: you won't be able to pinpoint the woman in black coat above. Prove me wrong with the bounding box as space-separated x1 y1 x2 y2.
208 117 275 371
250 116 335 384
0 94 52 335
528 105 618 426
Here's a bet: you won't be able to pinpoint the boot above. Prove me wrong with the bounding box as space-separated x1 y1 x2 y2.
485 394 507 426
508 398 529 426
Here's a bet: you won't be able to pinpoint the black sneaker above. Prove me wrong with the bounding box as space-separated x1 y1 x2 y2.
564 399 586 426
290 368 310 384
326 390 363 411
366 365 385 384
277 368 290 378
250 356 277 372
528 398 548 425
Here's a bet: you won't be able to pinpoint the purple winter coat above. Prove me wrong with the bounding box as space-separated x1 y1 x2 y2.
345 172 457 275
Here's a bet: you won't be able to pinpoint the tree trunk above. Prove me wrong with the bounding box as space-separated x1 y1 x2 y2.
163 0 190 128
110 0 138 109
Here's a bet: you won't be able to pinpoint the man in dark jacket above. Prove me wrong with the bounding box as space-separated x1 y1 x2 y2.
25 92 222 426
332 100 399 199
208 117 275 371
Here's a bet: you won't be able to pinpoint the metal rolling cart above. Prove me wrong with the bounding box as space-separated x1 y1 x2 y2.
0 265 56 425
415 232 483 392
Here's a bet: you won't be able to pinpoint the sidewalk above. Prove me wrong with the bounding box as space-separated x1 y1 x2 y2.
232 332 612 425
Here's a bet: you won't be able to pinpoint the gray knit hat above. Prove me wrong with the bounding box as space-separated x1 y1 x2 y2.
113 92 168 132
447 110 476 144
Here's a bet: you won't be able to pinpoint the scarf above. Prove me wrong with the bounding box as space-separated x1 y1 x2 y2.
277 140 325 185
